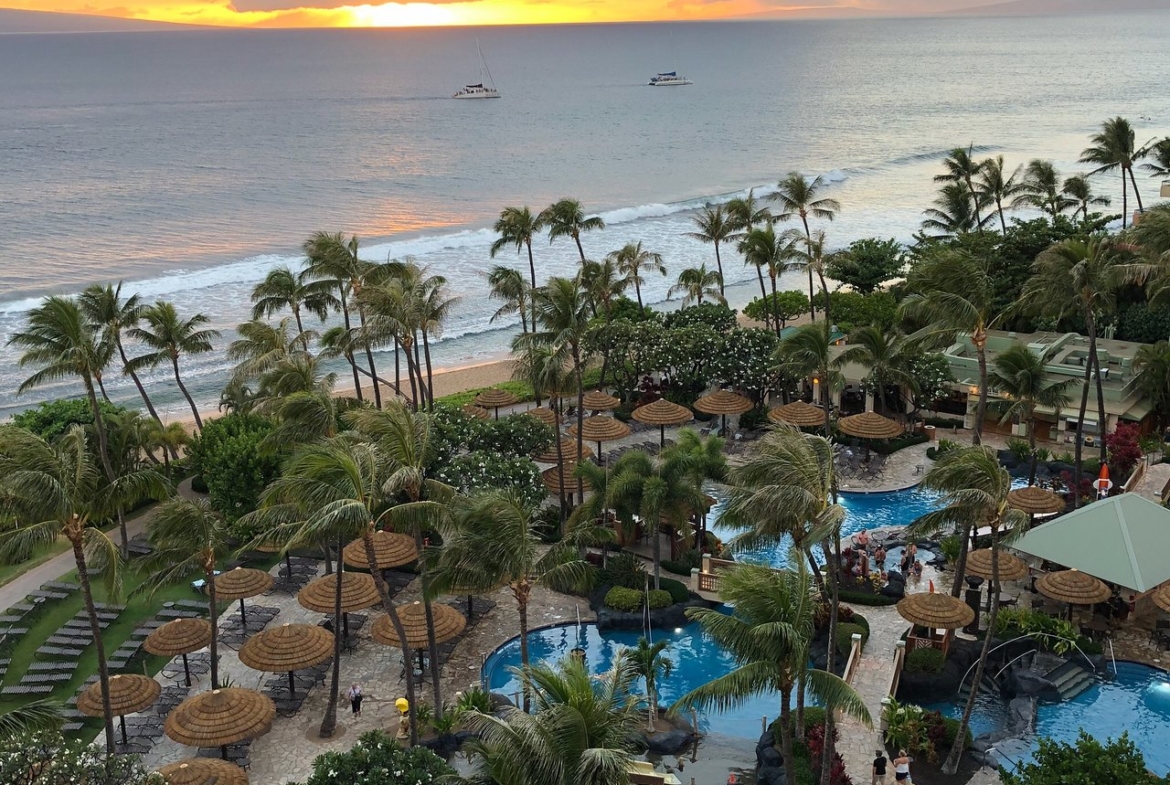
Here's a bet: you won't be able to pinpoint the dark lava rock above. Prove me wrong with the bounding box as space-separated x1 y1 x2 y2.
998 450 1020 469
595 596 716 631
757 765 787 785
644 728 694 755
759 744 783 769
488 692 514 710
1005 668 1059 701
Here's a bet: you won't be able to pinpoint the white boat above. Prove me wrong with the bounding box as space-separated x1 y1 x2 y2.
454 40 500 99
648 71 692 87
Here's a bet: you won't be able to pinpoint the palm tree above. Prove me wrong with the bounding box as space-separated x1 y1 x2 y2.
988 343 1076 484
1080 117 1149 227
976 155 1022 235
412 268 457 409
459 656 642 785
0 426 164 753
835 326 915 415
673 565 869 785
776 323 841 434
1061 174 1111 226
0 700 63 737
487 265 532 334
1134 341 1170 430
1142 137 1170 179
145 419 188 475
78 283 163 424
793 230 834 327
8 296 117 482
901 249 999 445
490 206 545 289
140 497 231 689
739 226 801 336
921 183 989 239
607 242 665 311
227 317 307 384
686 205 733 295
771 172 841 321
250 265 336 350
355 272 424 409
727 190 775 316
934 145 987 232
1130 205 1170 264
1013 159 1075 222
128 301 219 430
431 490 593 710
628 637 672 732
907 447 1026 775
539 199 605 263
668 264 725 307
578 257 628 321
303 231 370 403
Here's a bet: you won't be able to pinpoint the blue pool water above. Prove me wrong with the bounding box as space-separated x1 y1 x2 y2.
709 486 944 570
482 621 808 739
924 661 1170 776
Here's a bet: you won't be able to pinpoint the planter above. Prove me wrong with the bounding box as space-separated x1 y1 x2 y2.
925 425 937 442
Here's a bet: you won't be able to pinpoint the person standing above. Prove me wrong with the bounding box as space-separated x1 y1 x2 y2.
347 682 364 717
893 750 912 783
872 749 889 785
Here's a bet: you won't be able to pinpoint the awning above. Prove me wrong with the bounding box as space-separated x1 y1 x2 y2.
1011 494 1170 592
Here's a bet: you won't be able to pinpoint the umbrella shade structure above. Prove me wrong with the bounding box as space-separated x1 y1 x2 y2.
568 416 631 465
525 407 560 426
768 401 826 428
158 759 248 785
896 591 976 630
239 623 334 696
214 567 274 627
693 389 752 434
535 438 593 465
144 618 213 687
474 389 520 418
165 688 276 758
838 412 904 440
631 399 693 447
297 572 380 614
371 601 467 649
1036 569 1112 606
1152 583 1170 613
342 530 418 570
582 390 620 411
1007 486 1066 516
77 674 161 744
542 465 590 496
964 548 1029 582
462 404 491 421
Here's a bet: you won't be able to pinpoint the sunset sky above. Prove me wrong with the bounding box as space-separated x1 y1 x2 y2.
7 0 980 28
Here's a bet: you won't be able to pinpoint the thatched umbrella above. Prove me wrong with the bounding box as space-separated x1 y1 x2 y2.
964 549 1029 582
1152 582 1170 614
298 571 380 640
631 399 693 446
372 601 467 674
694 389 753 435
1007 486 1066 516
158 759 248 785
897 590 975 629
568 416 631 465
165 688 275 760
77 673 161 745
239 623 334 696
768 401 826 428
462 404 491 421
535 438 592 465
474 389 520 419
582 390 620 412
145 618 212 687
213 567 273 627
525 407 560 427
542 465 590 496
838 411 904 440
342 530 417 570
1036 569 1111 607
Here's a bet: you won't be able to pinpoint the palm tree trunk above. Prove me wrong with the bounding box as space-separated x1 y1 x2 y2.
94 371 113 404
1121 170 1129 228
171 356 203 431
403 339 419 411
817 271 832 328
362 531 418 744
293 306 308 350
819 529 842 785
413 333 429 406
73 535 116 754
967 174 984 234
1027 414 1039 486
555 414 567 526
1091 342 1108 467
1072 315 1097 508
950 522 971 598
118 341 162 424
1127 165 1145 214
84 377 117 484
574 346 586 506
422 330 436 411
972 334 988 445
574 234 586 263
320 541 343 738
634 279 644 311
394 338 402 404
779 684 797 785
769 269 781 338
714 242 725 296
754 266 771 330
117 507 129 561
338 291 364 402
515 583 532 712
652 514 661 591
801 216 818 321
408 526 443 719
525 239 538 290
997 196 1007 236
207 566 220 689
356 304 382 409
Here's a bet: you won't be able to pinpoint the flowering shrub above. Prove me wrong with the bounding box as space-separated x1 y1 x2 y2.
434 451 544 508
290 730 452 785
0 731 165 785
804 721 853 785
468 414 555 459
708 328 780 404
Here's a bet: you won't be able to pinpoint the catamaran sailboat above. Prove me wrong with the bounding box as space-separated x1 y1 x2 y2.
454 40 500 99
648 71 692 86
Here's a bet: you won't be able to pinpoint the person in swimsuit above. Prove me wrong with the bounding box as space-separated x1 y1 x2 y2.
874 545 887 571
893 750 912 782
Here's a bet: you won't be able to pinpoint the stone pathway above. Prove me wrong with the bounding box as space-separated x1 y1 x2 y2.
1131 460 1170 504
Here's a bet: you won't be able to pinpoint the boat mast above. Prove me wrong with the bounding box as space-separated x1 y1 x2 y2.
477 38 497 90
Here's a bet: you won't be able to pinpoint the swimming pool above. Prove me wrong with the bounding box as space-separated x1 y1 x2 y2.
923 661 1170 776
482 621 808 739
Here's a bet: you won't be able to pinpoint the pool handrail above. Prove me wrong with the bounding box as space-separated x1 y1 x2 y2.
958 634 1097 695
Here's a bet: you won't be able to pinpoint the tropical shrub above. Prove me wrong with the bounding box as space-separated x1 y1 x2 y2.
709 329 780 404
662 302 737 333
906 351 956 412
600 551 646 589
738 406 770 431
812 290 897 332
662 548 703 576
993 608 1097 656
803 720 853 785
289 730 452 785
468 413 555 459
882 699 971 763
867 432 928 455
1000 731 1169 785
11 399 133 442
938 534 962 566
429 404 482 464
433 452 544 508
838 589 898 606
0 731 164 785
905 647 945 674
1006 437 1032 462
744 290 809 328
188 412 280 522
434 380 533 410
836 623 869 656
825 237 906 295
604 586 671 612
658 576 691 604
1105 422 1142 480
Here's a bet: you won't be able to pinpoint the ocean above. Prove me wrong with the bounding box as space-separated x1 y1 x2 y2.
1 14 1168 418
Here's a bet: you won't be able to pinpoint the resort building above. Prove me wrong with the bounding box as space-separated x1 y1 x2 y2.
832 329 1158 440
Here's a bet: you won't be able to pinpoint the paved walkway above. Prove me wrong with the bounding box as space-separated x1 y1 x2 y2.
1131 460 1170 504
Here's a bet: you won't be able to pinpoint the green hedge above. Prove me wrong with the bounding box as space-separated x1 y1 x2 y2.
836 622 869 656
868 432 930 455
604 586 672 612
851 613 870 635
659 577 691 604
839 589 898 606
905 647 945 674
661 560 693 577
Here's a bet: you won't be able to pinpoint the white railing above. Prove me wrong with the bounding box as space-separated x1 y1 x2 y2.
844 633 863 685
